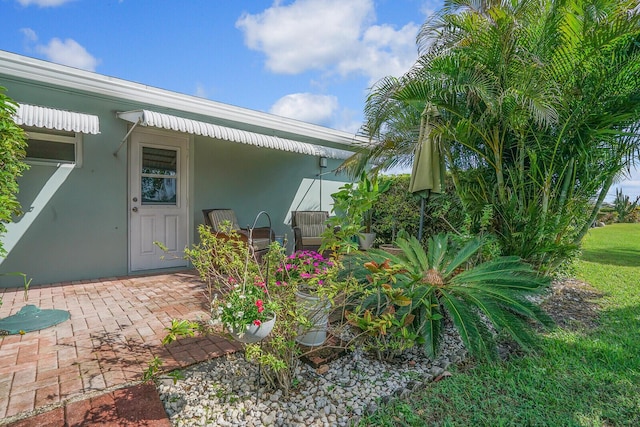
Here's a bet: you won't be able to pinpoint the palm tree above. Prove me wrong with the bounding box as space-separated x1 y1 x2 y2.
346 0 640 269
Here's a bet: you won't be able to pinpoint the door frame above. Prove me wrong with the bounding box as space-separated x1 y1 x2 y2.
127 127 190 273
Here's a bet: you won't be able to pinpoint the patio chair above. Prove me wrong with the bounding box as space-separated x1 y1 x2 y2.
202 209 275 259
291 210 329 252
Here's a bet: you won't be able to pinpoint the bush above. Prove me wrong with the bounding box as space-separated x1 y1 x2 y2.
613 188 640 223
0 87 29 256
348 234 552 361
372 174 465 245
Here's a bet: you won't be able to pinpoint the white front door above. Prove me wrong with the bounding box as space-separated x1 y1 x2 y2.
129 128 189 271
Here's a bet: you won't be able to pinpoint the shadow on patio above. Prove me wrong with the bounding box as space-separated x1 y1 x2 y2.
0 271 239 425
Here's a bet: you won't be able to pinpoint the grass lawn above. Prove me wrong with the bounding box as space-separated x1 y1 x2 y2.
358 223 640 426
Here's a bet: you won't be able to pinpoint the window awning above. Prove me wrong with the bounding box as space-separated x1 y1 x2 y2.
117 109 353 160
14 103 100 134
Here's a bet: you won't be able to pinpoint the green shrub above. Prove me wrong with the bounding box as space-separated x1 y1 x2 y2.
0 87 29 257
372 174 465 245
349 233 552 360
613 188 640 223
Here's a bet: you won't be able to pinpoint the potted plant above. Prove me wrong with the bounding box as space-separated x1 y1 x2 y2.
181 223 278 343
212 275 276 343
328 171 390 250
275 250 337 346
157 224 313 393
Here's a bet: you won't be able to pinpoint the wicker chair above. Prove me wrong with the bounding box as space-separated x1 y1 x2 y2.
202 209 274 258
291 211 329 252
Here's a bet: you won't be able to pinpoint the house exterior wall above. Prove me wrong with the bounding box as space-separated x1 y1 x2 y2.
0 67 351 288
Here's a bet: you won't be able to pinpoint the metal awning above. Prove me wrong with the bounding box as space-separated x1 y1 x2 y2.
117 109 353 159
14 103 100 134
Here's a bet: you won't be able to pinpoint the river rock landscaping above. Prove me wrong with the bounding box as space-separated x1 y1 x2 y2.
157 324 466 427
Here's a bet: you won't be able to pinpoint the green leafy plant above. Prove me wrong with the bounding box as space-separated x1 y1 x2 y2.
156 227 327 394
243 243 308 393
345 258 419 360
142 356 163 382
162 319 200 345
0 87 29 258
322 171 390 254
346 0 640 271
613 188 639 223
372 174 466 245
351 234 552 360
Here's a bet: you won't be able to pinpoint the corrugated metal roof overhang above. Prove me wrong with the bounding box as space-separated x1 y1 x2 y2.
117 109 354 160
14 103 100 134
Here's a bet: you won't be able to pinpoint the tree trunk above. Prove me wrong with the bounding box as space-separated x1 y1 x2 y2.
554 157 575 229
574 174 614 244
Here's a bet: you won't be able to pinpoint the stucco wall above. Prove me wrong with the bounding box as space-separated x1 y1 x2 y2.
192 136 346 241
0 77 350 287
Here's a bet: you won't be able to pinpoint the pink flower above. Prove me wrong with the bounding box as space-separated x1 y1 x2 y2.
253 319 261 326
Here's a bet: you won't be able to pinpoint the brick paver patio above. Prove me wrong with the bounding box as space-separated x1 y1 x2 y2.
0 271 240 425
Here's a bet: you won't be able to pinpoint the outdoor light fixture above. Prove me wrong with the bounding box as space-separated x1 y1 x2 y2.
319 157 328 168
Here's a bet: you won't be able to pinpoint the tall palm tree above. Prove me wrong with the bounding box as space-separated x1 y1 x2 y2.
347 0 640 268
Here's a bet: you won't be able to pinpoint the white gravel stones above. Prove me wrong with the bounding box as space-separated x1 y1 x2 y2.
157 326 466 426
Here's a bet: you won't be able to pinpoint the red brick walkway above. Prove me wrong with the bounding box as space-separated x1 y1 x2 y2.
0 272 240 425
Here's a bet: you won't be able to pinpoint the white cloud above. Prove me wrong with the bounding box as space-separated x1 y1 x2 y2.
270 92 361 133
236 0 419 83
194 83 208 98
606 167 640 202
419 0 438 19
339 22 419 84
35 37 99 71
20 28 38 43
17 0 75 7
270 93 338 127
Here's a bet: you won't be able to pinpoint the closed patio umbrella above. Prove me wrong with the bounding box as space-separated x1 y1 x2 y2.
409 114 443 241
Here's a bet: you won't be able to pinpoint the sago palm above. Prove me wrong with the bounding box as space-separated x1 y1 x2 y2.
380 234 552 360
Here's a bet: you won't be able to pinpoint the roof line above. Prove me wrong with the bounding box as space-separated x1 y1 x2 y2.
0 50 366 147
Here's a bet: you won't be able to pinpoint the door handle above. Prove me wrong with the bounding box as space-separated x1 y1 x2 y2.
132 207 138 212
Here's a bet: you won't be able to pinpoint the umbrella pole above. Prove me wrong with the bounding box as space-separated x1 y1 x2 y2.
418 197 425 241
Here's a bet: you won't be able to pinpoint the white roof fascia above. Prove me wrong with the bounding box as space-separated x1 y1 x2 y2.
118 109 353 160
0 51 365 148
14 103 100 134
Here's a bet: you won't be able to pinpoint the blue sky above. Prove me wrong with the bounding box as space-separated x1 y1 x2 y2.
0 0 637 201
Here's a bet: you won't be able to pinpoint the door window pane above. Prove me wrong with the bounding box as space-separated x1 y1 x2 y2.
141 147 178 205
142 147 177 175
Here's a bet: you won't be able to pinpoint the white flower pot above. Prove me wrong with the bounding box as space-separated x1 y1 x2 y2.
295 291 331 347
359 232 376 249
229 313 276 344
